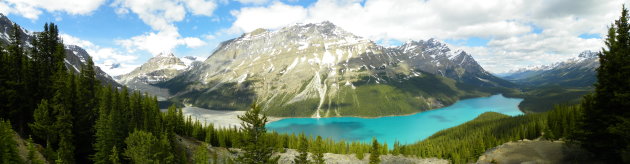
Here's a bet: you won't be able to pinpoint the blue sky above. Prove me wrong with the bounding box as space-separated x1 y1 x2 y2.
0 0 625 75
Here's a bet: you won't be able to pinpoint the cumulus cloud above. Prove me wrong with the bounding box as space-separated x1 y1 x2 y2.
228 0 627 73
111 0 215 56
115 30 207 55
234 0 271 5
61 34 141 76
0 0 106 20
229 2 307 33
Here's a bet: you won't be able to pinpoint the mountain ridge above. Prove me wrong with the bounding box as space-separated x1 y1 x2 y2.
503 50 599 87
152 21 515 117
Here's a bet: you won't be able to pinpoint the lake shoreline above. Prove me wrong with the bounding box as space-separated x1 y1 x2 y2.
266 94 524 146
267 94 508 123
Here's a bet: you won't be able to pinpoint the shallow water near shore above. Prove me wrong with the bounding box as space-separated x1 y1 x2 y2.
267 94 523 147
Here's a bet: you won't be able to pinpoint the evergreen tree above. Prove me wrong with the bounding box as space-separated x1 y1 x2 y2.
92 87 114 164
294 133 309 164
55 103 75 164
312 136 325 164
0 120 22 164
26 136 44 164
75 57 100 163
123 130 158 163
369 138 381 164
194 143 210 164
5 23 32 135
236 103 277 164
109 146 120 164
30 99 55 149
577 5 630 163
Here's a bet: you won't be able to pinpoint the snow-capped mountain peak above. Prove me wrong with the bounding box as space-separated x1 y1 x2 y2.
117 52 188 84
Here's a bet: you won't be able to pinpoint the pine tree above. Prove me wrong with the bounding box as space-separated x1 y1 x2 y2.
109 146 120 164
30 99 55 149
236 103 277 164
124 130 158 163
577 5 630 163
194 143 210 164
294 133 309 164
75 57 100 163
312 136 325 164
5 23 32 135
26 136 44 164
369 138 381 164
92 87 114 164
0 120 22 164
55 104 75 164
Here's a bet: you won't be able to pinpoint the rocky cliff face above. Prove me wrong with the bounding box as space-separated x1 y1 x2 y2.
157 22 513 117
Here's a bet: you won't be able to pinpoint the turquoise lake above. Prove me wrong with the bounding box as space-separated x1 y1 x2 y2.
267 94 523 146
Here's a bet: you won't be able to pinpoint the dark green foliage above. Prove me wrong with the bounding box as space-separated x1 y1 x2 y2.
294 133 309 164
0 21 193 164
122 130 174 164
545 105 583 140
575 5 630 163
123 130 159 163
369 138 381 164
312 136 325 164
517 86 592 113
236 103 278 164
92 86 168 164
193 143 210 164
0 120 22 164
401 112 546 163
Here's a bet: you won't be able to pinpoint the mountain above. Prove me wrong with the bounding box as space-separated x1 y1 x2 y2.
501 51 599 113
157 22 514 117
116 53 201 100
0 14 121 87
505 50 599 87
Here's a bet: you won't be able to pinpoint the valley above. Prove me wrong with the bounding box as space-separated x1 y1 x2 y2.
1 1 629 164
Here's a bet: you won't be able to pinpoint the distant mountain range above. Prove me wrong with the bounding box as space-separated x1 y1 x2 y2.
146 22 515 117
502 50 599 88
116 53 203 100
0 14 121 87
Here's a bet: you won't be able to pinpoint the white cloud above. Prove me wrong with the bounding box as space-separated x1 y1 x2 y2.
111 0 215 55
0 0 106 20
97 61 140 77
115 31 207 55
229 2 307 33
234 0 270 5
61 34 141 76
228 0 628 73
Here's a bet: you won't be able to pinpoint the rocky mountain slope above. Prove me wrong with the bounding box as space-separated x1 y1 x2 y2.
503 51 599 87
158 22 514 117
116 53 201 100
0 14 120 87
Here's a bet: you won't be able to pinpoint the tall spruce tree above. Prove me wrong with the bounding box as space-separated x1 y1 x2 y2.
312 136 325 164
75 57 99 163
369 138 380 164
294 133 309 164
578 5 630 162
30 99 55 149
236 103 277 164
